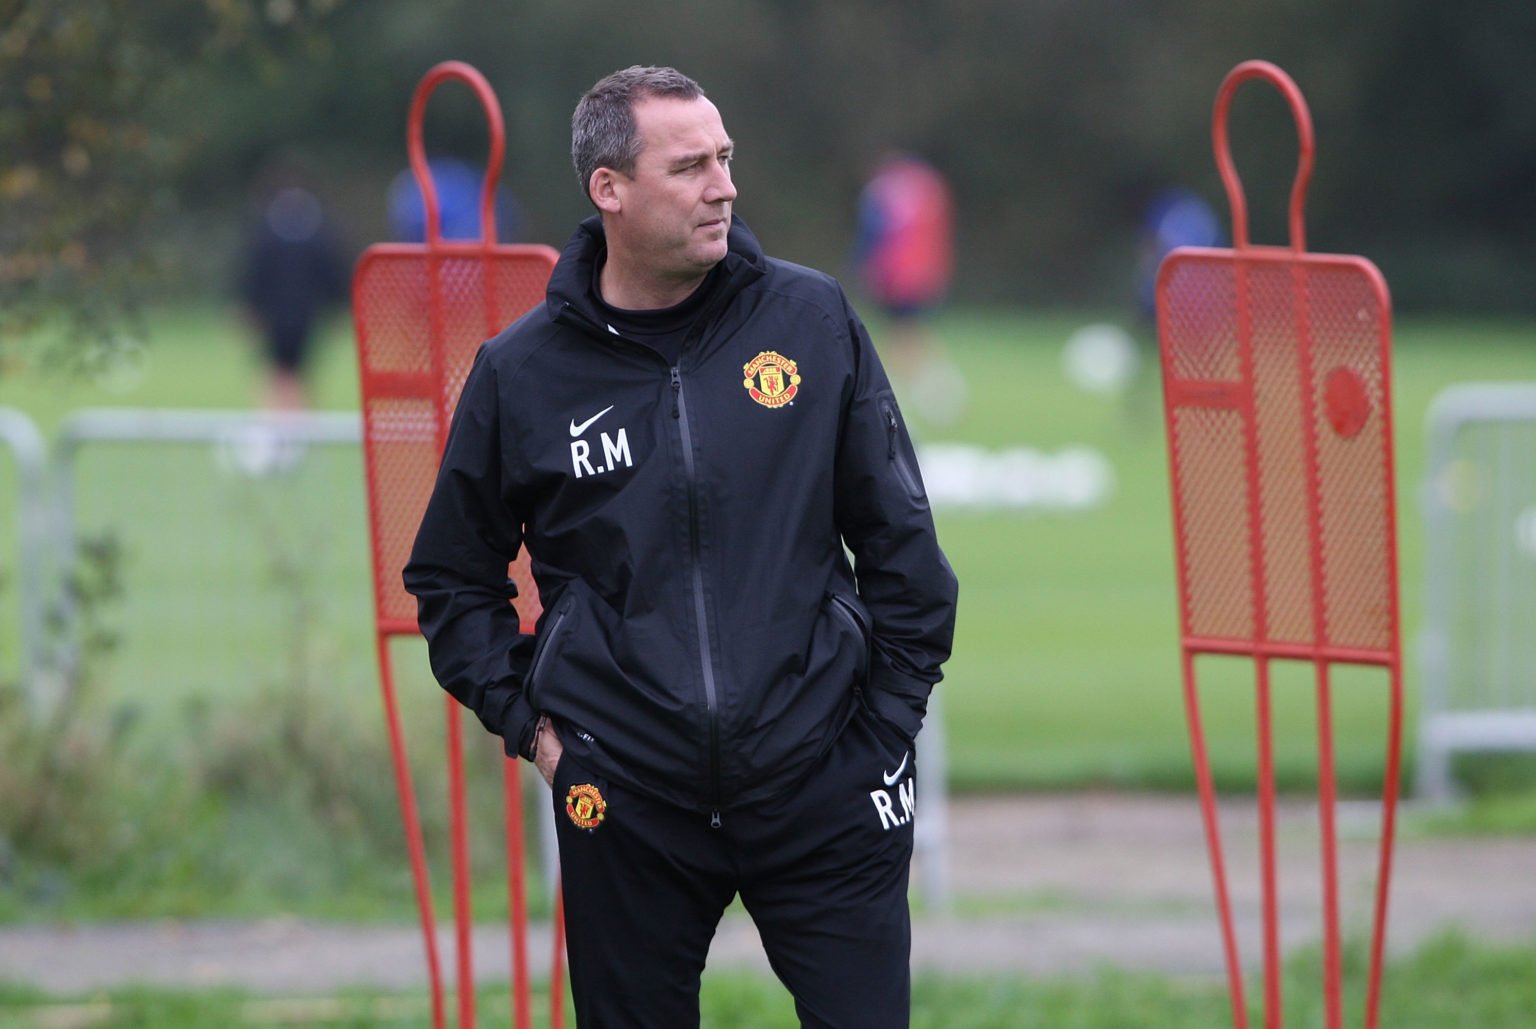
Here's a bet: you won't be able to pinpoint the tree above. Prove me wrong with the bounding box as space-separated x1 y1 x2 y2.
0 0 347 368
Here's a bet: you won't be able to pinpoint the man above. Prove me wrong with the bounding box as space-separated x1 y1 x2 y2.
405 66 957 1027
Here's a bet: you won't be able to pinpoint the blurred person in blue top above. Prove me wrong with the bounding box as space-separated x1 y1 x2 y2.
387 157 523 242
1125 186 1223 417
1134 186 1223 328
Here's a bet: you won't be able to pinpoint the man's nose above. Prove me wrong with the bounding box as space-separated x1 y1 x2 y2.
707 164 737 203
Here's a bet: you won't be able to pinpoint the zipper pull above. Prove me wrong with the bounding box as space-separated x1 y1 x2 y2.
670 366 682 419
885 405 899 459
709 810 722 829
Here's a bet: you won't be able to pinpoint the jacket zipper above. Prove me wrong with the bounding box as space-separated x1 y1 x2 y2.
882 398 923 497
672 363 724 826
526 594 574 700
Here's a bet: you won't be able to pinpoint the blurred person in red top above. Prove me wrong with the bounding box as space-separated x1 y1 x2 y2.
853 152 966 424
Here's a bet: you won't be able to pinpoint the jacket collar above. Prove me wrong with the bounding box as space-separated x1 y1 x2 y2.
546 214 767 333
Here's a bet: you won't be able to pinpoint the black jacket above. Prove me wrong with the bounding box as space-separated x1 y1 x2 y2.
404 215 957 813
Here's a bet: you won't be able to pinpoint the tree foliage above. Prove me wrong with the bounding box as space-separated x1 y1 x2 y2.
0 0 346 360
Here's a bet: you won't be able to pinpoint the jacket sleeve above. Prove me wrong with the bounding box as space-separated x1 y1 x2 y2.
833 295 959 741
402 346 541 759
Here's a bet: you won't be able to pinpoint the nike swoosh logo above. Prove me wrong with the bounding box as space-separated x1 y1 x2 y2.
569 405 614 437
883 752 910 786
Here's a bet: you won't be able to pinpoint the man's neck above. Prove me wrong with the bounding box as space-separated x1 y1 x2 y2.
598 257 710 311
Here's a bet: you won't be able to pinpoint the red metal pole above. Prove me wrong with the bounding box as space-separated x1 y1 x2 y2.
1366 665 1404 1028
1254 659 1282 1028
1231 206 1281 1027
1314 666 1343 1029
550 881 568 1029
446 697 476 1028
377 636 447 1029
1289 239 1340 1027
1157 228 1248 1029
1183 652 1249 1029
1366 274 1404 1029
503 759 532 1029
1213 60 1315 254
408 62 506 250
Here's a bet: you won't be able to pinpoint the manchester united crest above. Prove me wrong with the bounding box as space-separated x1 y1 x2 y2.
565 783 608 831
743 351 801 409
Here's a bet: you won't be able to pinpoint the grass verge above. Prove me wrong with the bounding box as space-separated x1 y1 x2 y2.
1 932 1532 1027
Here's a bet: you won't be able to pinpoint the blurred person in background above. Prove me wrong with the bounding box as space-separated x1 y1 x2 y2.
236 167 348 411
1125 185 1222 418
1133 185 1222 335
406 65 957 1027
852 151 966 425
387 156 523 242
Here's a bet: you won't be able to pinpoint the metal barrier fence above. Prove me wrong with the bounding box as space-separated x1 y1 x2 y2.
41 406 565 892
1 406 952 903
1417 383 1536 800
47 409 370 712
0 407 48 694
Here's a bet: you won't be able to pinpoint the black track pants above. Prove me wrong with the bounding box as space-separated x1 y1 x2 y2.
551 701 918 1028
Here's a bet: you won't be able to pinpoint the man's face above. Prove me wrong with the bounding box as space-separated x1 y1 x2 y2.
609 95 737 282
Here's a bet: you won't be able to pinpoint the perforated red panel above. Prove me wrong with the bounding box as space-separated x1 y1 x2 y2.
353 245 558 635
362 395 441 630
1160 250 1393 655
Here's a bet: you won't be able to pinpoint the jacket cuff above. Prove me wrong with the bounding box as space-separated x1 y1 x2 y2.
480 682 540 761
507 694 541 761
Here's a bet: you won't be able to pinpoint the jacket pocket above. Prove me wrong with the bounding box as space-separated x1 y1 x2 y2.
827 590 873 685
860 685 921 748
526 591 576 704
879 393 925 500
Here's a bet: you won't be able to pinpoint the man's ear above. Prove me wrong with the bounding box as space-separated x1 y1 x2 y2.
590 168 623 214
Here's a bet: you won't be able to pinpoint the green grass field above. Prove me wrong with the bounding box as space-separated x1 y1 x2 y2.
2 932 1534 1027
5 305 1536 795
4 305 1536 1022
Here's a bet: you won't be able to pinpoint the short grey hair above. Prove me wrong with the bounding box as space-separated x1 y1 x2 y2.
572 66 705 206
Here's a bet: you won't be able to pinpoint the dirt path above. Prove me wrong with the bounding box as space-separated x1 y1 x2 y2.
2 793 1532 994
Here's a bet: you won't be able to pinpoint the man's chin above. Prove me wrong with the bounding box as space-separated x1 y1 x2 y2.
690 241 729 268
